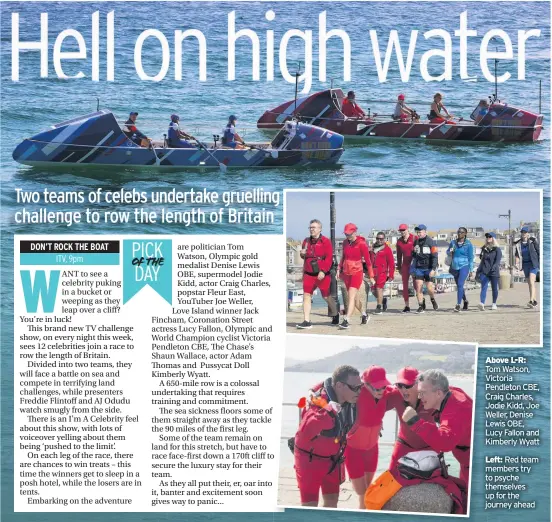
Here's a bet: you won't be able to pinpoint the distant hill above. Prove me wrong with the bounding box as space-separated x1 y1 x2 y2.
285 344 475 375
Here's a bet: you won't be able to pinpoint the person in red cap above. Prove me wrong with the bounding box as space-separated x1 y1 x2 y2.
392 94 418 122
369 232 395 314
341 91 366 118
293 365 361 507
297 219 339 329
338 223 374 329
396 224 416 313
385 367 436 469
402 369 473 489
345 365 392 508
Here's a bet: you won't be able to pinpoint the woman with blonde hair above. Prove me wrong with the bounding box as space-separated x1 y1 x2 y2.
476 232 502 310
429 92 454 124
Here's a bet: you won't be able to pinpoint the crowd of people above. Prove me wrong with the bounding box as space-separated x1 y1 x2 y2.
296 220 540 330
292 365 472 511
122 112 246 149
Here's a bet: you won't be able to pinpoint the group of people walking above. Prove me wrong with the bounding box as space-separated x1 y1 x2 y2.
296 220 540 330
292 365 472 511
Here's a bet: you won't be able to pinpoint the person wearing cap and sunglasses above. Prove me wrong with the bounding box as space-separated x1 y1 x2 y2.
168 114 195 148
393 94 418 122
293 365 361 507
447 227 474 312
369 232 395 314
514 227 540 308
402 370 473 490
222 115 246 149
396 224 416 313
338 223 375 329
341 91 366 119
123 111 149 146
385 367 435 470
297 219 339 329
345 366 392 508
410 224 439 313
476 232 502 311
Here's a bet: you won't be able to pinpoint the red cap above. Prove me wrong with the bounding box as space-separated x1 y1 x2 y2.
398 94 405 100
398 223 408 231
396 366 419 386
362 366 390 388
344 223 357 235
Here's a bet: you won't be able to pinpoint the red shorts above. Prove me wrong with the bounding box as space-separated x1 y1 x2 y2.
344 444 379 480
294 451 342 503
303 273 331 298
371 273 388 290
341 271 364 290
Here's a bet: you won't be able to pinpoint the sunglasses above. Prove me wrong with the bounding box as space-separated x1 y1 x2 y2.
397 383 414 390
340 382 362 393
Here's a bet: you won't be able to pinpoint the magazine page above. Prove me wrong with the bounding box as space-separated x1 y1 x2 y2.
1 1 549 521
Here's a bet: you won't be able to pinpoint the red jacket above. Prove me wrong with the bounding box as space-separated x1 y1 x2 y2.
341 98 366 118
347 386 390 450
301 235 333 275
407 387 472 475
369 243 395 280
295 384 347 457
339 236 374 277
396 233 415 270
386 388 435 450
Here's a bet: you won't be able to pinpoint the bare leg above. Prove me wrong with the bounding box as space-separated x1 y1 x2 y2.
375 287 383 305
302 293 312 321
414 279 423 304
346 288 358 320
321 493 339 508
350 476 368 509
528 273 537 302
426 281 435 299
301 501 318 507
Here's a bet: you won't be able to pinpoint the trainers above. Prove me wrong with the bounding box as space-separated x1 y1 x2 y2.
527 301 535 309
296 321 312 329
339 319 350 329
491 304 498 310
462 300 469 311
416 304 425 314
422 299 427 310
431 298 439 311
532 300 538 307
374 305 383 315
402 306 411 313
331 314 340 325
361 314 370 325
382 297 388 311
453 304 461 312
478 303 485 311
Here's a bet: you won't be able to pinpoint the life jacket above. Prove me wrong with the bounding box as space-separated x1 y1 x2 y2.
221 123 235 145
167 121 181 146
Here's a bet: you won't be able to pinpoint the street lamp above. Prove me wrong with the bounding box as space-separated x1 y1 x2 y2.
499 210 514 288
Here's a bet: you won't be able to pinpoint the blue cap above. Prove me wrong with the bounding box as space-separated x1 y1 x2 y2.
415 224 427 231
129 111 138 116
229 114 237 121
521 227 529 233
485 232 496 238
171 114 180 122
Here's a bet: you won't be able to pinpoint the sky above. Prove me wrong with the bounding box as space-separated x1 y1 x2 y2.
286 334 474 362
285 190 541 238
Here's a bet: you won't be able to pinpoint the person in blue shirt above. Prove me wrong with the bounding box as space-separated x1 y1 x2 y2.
167 114 195 148
514 227 540 308
447 227 474 312
476 232 502 311
474 99 490 124
221 115 246 149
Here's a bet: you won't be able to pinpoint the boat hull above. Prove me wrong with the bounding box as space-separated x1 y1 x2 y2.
13 110 345 169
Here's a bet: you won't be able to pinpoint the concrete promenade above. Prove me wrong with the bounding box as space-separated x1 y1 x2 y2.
287 283 541 345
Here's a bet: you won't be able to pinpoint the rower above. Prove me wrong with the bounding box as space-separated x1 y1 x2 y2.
341 91 366 119
123 112 150 146
221 115 246 149
167 114 195 148
428 93 455 124
393 94 419 122
474 99 490 124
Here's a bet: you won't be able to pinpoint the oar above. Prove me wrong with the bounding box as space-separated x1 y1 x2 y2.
189 136 227 173
149 140 161 166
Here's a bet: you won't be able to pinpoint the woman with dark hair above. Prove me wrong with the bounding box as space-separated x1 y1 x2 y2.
447 227 474 312
476 232 502 310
